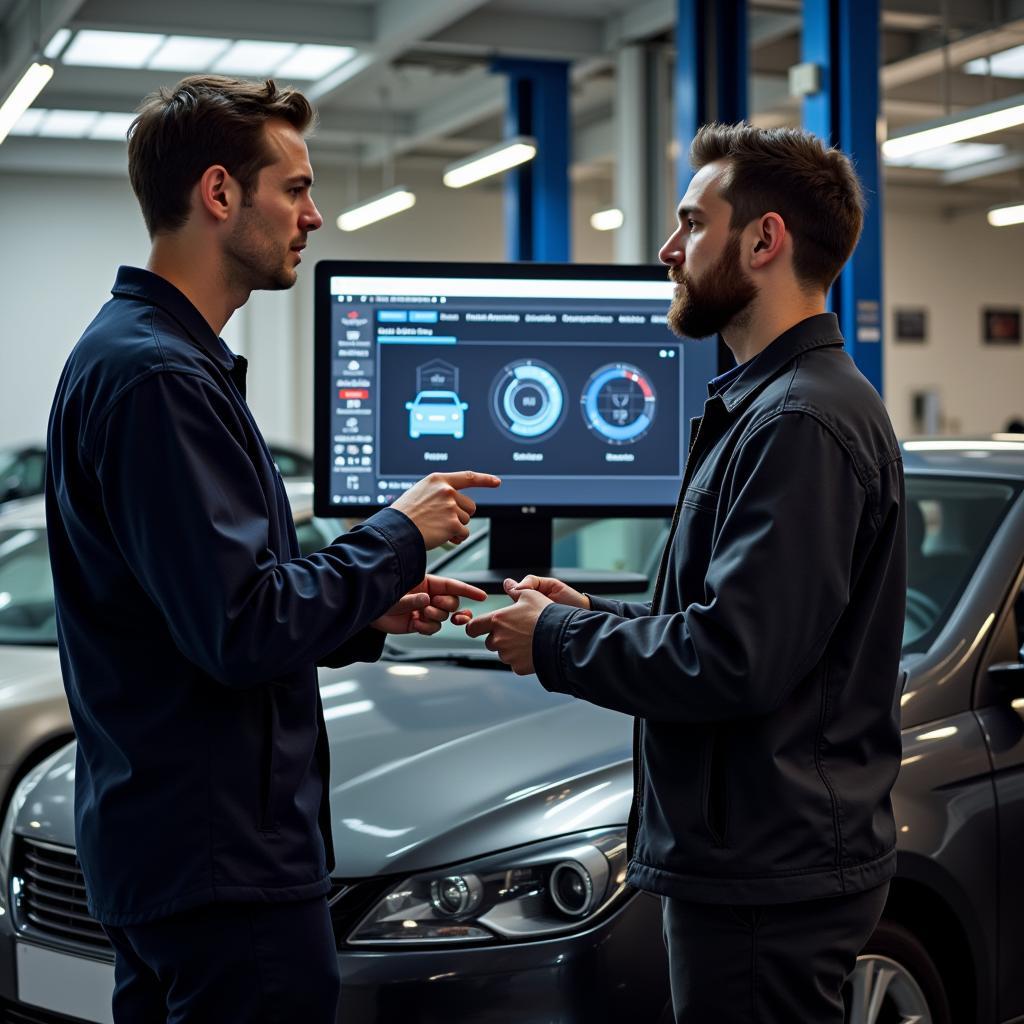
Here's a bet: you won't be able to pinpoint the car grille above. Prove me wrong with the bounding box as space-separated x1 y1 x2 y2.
11 839 108 951
10 835 384 952
0 996 90 1023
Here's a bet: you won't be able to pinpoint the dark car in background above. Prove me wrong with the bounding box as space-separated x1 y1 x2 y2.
0 440 1023 1023
0 447 46 510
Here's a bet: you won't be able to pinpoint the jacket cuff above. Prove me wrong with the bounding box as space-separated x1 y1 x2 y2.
360 507 426 595
587 594 624 616
533 603 581 696
318 626 386 669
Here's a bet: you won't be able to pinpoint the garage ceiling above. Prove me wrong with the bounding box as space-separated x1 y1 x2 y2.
2 0 1024 213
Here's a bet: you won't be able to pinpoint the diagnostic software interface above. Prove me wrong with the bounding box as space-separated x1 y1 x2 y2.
320 269 714 511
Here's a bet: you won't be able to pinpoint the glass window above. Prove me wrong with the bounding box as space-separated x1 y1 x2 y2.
903 476 1017 652
0 528 56 646
384 517 670 657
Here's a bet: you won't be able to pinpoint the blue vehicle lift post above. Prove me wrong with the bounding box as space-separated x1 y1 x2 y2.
491 58 571 263
801 0 885 395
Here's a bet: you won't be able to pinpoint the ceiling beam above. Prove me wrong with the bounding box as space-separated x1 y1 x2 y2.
421 11 605 60
0 0 87 98
309 0 491 102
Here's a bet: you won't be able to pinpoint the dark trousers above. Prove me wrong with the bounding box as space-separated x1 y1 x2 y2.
102 897 340 1024
662 883 888 1024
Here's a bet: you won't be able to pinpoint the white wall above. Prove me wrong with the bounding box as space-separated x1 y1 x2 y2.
0 170 612 453
883 199 1024 438
6 165 1019 455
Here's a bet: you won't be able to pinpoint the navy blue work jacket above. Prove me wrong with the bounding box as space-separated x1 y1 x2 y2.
46 267 425 925
535 314 907 905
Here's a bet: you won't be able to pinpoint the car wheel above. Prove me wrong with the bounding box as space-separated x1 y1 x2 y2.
850 919 951 1024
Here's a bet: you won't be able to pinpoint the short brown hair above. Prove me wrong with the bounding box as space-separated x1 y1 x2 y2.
127 75 315 237
690 123 864 292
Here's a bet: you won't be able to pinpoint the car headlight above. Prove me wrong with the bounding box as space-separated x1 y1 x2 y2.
348 828 628 946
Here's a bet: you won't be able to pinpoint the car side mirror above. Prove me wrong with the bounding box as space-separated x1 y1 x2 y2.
988 660 1024 701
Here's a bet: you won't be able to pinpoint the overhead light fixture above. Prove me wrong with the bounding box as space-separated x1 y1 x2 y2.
9 107 137 141
882 93 1024 159
0 62 54 146
275 44 355 80
590 208 624 231
883 141 1006 170
337 186 416 232
37 109 98 138
443 136 537 188
987 202 1024 227
965 44 1024 80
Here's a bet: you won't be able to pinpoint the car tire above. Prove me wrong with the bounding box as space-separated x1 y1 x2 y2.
851 918 952 1024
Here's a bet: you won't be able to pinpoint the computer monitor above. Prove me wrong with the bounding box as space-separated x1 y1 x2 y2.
313 260 717 580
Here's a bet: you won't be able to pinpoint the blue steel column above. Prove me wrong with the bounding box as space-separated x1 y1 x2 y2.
491 59 570 262
802 0 884 395
674 0 748 196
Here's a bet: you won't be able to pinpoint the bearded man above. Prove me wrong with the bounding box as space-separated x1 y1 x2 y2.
467 123 907 1023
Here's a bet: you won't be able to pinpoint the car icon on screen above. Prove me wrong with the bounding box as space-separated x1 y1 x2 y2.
405 390 469 440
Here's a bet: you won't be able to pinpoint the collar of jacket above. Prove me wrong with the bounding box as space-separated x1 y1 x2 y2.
111 265 237 372
712 312 845 414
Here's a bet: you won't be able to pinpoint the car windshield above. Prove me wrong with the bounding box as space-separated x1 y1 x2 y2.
0 526 55 646
384 517 671 658
902 475 1017 652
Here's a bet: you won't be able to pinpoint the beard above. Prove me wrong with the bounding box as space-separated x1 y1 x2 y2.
224 205 297 293
667 231 757 339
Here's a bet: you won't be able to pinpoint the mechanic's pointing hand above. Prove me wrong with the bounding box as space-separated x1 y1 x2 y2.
392 470 501 549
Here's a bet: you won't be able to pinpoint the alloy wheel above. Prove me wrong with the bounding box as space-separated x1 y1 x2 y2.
850 953 932 1024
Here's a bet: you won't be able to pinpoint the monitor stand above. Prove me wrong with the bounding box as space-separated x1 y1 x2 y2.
458 515 649 595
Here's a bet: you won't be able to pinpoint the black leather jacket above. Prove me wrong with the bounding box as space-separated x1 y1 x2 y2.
534 313 906 904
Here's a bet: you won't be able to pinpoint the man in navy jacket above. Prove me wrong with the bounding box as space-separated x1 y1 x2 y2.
46 75 498 1023
469 124 906 1023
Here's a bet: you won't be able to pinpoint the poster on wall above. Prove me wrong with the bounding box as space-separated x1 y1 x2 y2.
893 308 927 343
982 307 1022 345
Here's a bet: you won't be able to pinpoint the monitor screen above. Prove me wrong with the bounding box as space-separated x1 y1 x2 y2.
313 261 717 518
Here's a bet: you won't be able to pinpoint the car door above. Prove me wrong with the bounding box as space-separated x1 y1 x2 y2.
974 564 1024 1023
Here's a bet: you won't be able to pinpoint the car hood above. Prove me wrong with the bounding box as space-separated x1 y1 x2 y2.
0 645 64 707
15 656 635 879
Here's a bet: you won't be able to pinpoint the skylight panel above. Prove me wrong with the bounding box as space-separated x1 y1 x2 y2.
147 36 231 72
62 30 165 69
964 44 1024 79
274 44 355 80
9 108 46 136
37 109 100 138
90 112 137 140
213 40 298 76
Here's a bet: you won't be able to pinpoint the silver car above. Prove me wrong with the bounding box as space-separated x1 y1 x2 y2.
2 444 1024 1023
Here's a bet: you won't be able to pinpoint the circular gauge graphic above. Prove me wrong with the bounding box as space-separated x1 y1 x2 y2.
581 363 657 444
491 360 566 442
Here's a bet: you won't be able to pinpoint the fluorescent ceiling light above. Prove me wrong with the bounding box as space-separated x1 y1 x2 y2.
443 136 537 188
0 63 54 146
214 40 297 76
337 186 416 231
882 93 1024 159
62 29 164 69
147 36 231 72
590 208 624 231
38 109 99 138
884 141 1006 170
965 44 1024 79
275 44 355 80
90 111 137 141
987 202 1024 227
43 28 71 60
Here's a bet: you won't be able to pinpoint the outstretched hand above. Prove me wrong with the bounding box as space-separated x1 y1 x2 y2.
463 586 552 674
372 575 488 636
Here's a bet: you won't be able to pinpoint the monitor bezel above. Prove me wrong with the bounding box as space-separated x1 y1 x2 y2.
313 259 682 521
